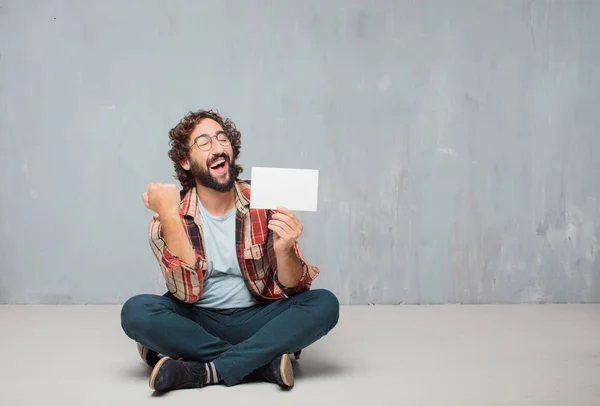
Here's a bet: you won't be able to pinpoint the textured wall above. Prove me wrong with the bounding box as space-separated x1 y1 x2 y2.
1 0 599 304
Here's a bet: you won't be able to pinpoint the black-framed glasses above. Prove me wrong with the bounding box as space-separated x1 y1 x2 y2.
190 132 231 151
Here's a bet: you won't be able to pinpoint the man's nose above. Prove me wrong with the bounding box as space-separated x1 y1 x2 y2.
209 137 225 154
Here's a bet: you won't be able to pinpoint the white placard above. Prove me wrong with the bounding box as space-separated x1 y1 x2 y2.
250 167 319 211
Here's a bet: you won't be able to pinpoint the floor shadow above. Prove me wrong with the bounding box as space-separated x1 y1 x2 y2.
292 356 351 379
118 362 152 380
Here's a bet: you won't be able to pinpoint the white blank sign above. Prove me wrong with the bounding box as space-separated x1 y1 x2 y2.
250 167 319 212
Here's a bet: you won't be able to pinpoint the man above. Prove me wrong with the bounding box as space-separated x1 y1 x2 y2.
120 109 339 392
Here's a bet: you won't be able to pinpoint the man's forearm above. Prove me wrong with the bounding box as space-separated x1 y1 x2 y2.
276 247 304 288
160 213 197 268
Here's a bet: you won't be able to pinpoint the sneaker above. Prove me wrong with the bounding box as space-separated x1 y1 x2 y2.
137 342 161 367
261 353 294 387
149 357 207 392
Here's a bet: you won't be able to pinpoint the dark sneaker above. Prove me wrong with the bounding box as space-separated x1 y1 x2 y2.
149 357 207 392
137 342 161 367
261 353 294 387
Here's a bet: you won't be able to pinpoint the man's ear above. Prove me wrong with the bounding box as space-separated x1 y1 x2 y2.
180 158 190 171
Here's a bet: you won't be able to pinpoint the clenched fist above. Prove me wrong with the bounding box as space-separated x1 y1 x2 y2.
142 183 181 218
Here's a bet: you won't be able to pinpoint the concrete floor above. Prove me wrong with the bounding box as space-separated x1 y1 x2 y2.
1 304 599 405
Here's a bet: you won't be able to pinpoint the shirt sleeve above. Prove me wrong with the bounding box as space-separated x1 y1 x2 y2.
148 215 204 303
274 240 320 296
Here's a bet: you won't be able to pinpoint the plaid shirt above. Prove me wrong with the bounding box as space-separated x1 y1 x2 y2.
148 179 320 304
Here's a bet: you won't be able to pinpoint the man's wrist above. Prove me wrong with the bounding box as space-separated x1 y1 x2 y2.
275 245 296 257
158 210 181 221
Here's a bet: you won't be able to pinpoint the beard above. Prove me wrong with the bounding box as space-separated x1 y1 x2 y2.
189 152 242 193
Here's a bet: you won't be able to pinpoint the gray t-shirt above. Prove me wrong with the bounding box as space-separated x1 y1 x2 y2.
194 199 259 310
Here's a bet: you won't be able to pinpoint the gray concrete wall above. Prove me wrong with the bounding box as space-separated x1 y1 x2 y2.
1 0 599 304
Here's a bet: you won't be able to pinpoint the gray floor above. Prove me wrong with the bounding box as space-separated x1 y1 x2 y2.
1 304 599 405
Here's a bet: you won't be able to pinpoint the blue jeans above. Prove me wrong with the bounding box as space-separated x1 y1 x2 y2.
120 289 339 386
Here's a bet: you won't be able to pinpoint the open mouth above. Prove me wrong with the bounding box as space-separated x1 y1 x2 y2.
209 157 228 174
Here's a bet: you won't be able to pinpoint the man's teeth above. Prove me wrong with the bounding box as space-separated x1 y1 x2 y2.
210 158 226 168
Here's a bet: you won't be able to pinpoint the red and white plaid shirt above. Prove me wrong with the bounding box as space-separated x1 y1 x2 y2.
148 179 320 304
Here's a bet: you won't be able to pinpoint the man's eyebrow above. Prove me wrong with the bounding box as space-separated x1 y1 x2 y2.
196 130 225 138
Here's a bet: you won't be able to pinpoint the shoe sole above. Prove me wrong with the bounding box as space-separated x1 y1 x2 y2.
138 342 162 367
279 353 294 387
137 343 150 365
149 356 171 390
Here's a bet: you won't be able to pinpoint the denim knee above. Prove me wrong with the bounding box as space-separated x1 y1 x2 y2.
120 294 156 339
311 289 340 330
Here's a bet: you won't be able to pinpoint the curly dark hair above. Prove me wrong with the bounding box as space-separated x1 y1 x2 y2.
167 109 242 190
